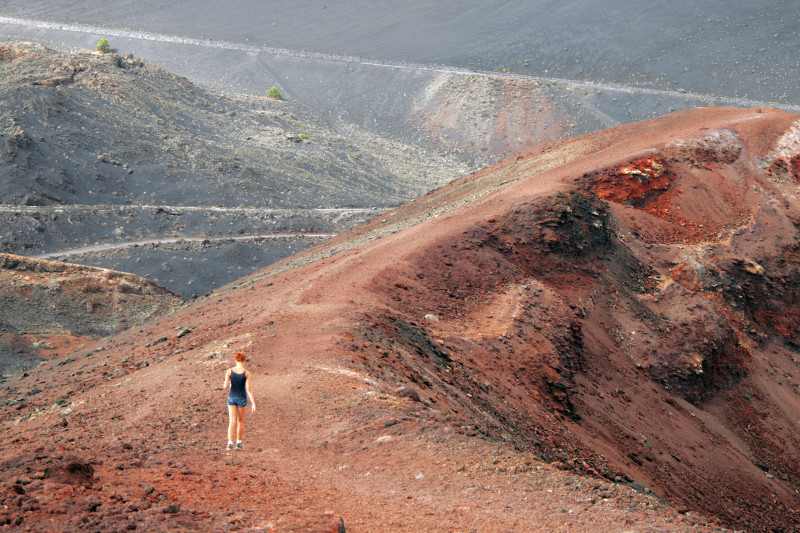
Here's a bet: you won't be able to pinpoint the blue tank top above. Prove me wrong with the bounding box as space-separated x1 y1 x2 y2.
229 370 247 397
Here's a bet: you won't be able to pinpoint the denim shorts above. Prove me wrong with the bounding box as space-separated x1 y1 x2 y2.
227 395 247 408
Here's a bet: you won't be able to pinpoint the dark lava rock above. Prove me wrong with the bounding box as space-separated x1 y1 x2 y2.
162 503 181 514
395 386 422 402
44 455 95 486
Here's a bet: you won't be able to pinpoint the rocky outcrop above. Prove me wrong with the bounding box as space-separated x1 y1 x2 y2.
343 108 800 530
0 253 183 372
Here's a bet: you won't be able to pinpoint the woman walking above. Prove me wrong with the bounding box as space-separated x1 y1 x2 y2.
223 351 256 450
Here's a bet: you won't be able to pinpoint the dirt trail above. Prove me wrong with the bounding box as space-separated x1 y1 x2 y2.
35 233 335 259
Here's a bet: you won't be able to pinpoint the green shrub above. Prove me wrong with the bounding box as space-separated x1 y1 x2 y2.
298 133 310 140
267 86 284 100
96 38 111 54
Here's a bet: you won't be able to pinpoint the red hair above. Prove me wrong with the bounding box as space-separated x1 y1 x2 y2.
234 352 247 363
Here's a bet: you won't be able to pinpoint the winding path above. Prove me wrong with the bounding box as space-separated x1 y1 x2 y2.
34 233 334 260
0 204 384 216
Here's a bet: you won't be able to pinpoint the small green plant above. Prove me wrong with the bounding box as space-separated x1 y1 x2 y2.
266 86 284 100
96 38 111 54
298 133 310 140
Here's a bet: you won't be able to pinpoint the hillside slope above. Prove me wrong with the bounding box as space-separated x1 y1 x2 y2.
0 253 183 374
2 107 800 530
0 41 472 297
0 42 458 209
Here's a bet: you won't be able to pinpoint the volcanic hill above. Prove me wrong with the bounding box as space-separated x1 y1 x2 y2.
0 41 472 298
2 106 800 531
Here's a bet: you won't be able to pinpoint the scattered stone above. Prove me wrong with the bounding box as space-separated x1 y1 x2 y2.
424 314 440 322
44 455 95 486
375 435 393 444
395 386 421 402
285 515 347 532
84 495 100 512
740 259 765 276
163 503 181 514
146 337 168 348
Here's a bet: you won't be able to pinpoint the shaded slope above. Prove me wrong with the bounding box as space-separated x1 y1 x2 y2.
339 107 800 530
3 107 799 530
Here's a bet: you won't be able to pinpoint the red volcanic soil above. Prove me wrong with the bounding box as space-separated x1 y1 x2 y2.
3 107 800 531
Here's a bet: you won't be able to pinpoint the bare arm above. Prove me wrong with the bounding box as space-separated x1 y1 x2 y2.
246 371 256 413
222 368 231 391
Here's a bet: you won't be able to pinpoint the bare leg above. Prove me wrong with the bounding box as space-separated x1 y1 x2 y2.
227 404 239 443
236 406 246 441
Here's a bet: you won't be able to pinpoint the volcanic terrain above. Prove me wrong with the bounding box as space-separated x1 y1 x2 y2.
3 107 800 531
0 252 183 374
0 41 475 298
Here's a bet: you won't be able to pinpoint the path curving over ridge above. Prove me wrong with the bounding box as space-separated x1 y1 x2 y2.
2 107 799 530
